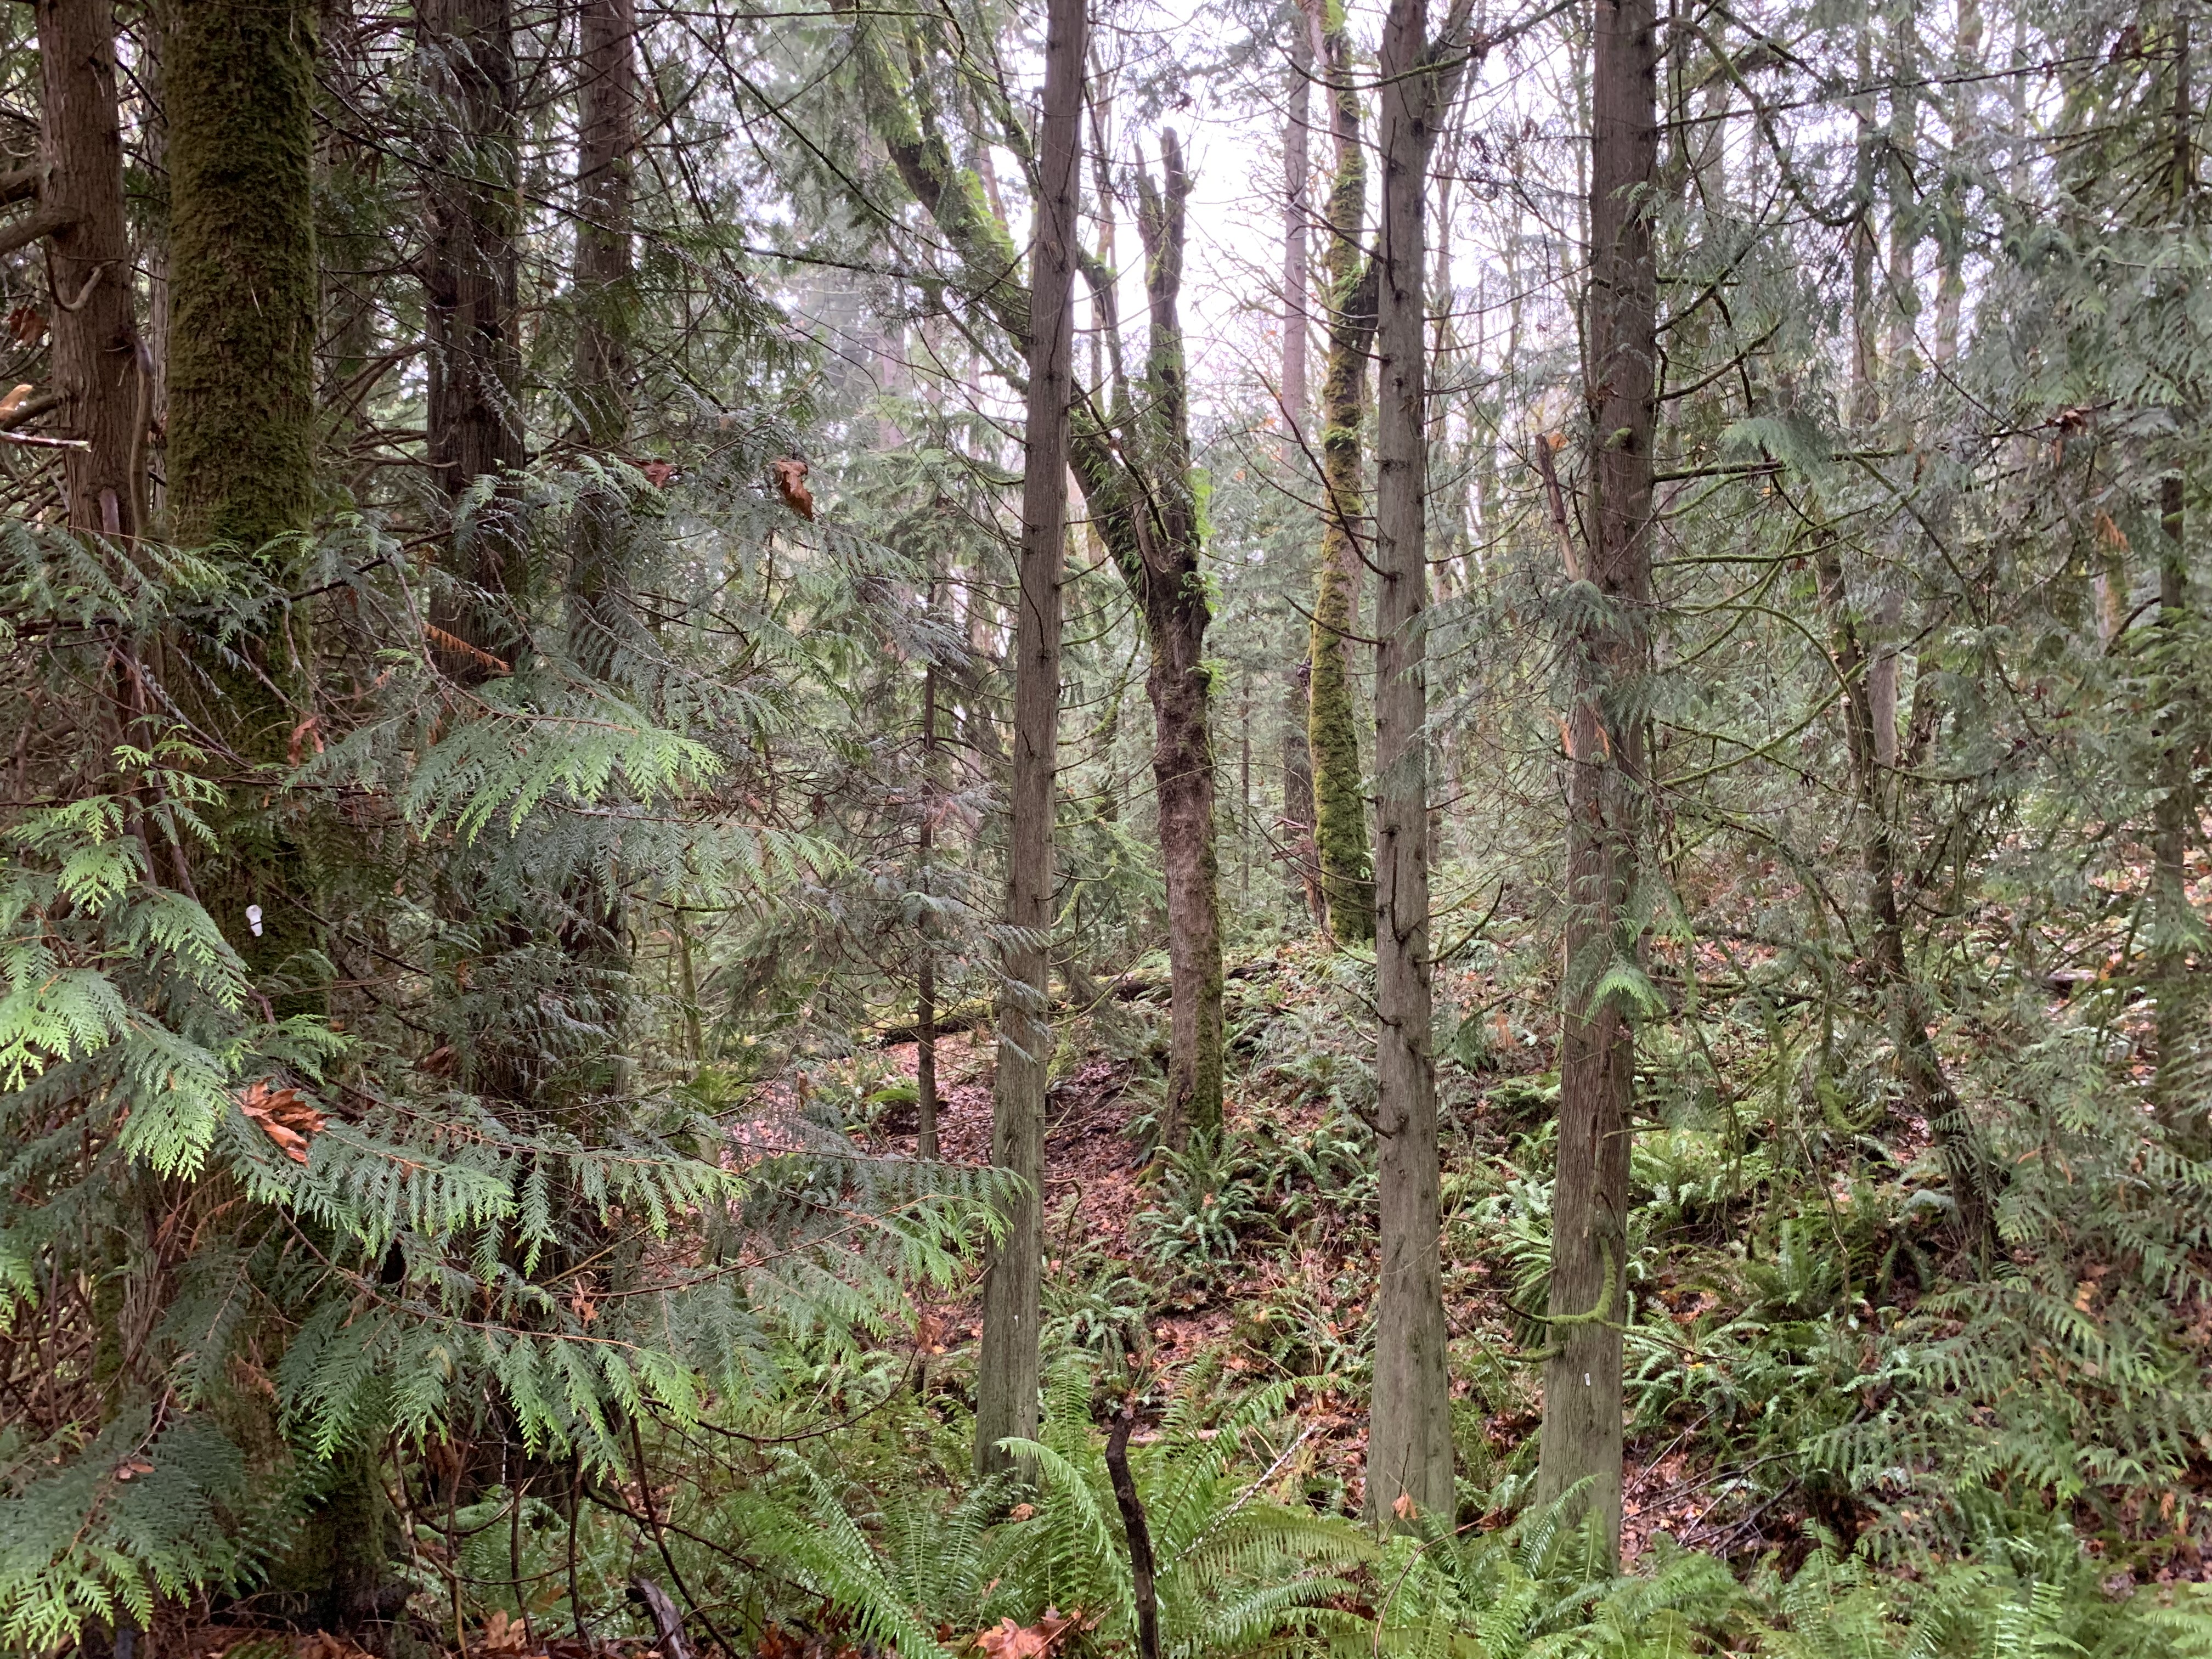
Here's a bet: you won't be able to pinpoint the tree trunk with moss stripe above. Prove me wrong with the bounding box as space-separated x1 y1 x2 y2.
1307 3 1375 947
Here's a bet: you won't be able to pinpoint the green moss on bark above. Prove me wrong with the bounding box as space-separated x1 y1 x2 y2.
167 0 317 551
1307 6 1375 947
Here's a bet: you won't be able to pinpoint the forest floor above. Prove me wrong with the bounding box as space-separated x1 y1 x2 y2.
873 964 1843 1572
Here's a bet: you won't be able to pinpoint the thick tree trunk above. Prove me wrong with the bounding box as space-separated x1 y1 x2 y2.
1364 0 1452 1527
1536 0 1657 1565
36 0 142 537
1307 8 1375 946
421 0 524 663
167 0 317 550
975 0 1082 1480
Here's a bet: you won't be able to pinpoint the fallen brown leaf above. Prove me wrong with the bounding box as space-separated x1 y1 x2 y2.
772 456 815 521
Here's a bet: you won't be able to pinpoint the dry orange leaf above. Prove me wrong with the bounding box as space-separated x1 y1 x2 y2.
238 1079 325 1165
968 1608 1086 1659
773 456 815 521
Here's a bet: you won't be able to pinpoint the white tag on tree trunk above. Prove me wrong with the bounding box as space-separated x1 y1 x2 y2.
246 904 264 938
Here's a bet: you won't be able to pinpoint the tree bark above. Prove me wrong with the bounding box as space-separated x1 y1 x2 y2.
975 0 1083 1480
36 0 142 538
1307 4 1376 946
1136 132 1224 1150
422 0 525 664
167 0 317 550
1283 662 1324 923
1536 0 1657 1565
1280 0 1313 443
1364 0 1457 1528
561 0 639 1108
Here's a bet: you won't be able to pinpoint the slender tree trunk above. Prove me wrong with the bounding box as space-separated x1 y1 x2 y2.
1307 7 1376 946
167 0 317 550
918 628 941 1160
975 0 1083 1479
37 0 142 537
1365 0 1454 1526
1815 549 1999 1263
1280 0 1313 441
562 0 638 1107
2155 23 2200 1131
1283 662 1323 921
1536 0 1657 1565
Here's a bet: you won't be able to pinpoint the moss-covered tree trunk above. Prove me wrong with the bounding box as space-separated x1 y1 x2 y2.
1307 1 1376 946
167 0 317 550
36 0 143 537
1135 134 1225 1149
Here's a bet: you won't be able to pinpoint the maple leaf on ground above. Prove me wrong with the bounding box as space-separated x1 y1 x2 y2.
237 1080 326 1165
772 456 815 521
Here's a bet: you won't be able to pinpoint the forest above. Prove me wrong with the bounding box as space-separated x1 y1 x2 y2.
6 0 2212 1649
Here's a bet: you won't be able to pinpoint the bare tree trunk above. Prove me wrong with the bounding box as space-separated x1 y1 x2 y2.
562 0 638 1110
1536 0 1657 1565
2155 24 2202 1133
917 638 941 1160
36 0 142 537
1365 0 1462 1527
1307 5 1376 946
975 0 1083 1480
1280 0 1313 441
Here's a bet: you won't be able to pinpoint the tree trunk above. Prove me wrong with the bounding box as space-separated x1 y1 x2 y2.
917 645 942 1160
1364 0 1454 1527
1136 132 1225 1151
1283 662 1324 923
562 0 638 1108
1816 549 2000 1265
975 0 1082 1480
1307 5 1376 946
1536 0 1657 1565
36 0 142 538
1280 0 1313 442
571 0 634 452
167 0 317 550
421 0 524 664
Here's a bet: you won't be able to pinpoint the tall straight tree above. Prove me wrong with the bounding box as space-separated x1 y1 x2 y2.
1536 0 1657 1563
1305 0 1376 945
421 0 524 667
1364 0 1472 1526
167 0 317 549
34 0 142 536
974 0 1085 1479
